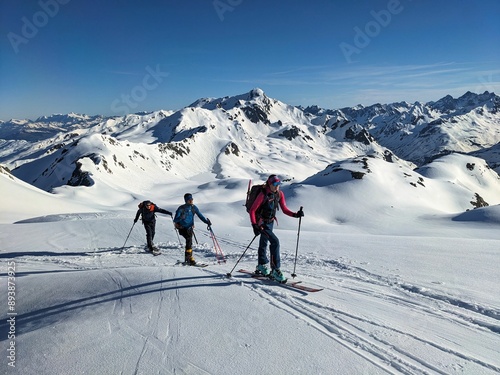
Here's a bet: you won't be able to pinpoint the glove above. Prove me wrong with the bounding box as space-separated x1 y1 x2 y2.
206 218 212 227
134 218 138 223
252 224 261 236
294 209 304 218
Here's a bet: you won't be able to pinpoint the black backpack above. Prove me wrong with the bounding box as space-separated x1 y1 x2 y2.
138 201 156 222
245 183 266 213
245 181 280 218
138 201 155 212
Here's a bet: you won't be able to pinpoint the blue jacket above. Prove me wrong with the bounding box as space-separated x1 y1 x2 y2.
173 203 209 229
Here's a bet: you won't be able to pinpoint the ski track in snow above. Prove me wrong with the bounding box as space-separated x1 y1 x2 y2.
249 283 499 375
299 256 500 335
220 269 500 375
3 233 500 375
201 233 500 374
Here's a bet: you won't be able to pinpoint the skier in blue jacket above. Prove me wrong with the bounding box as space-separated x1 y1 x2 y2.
174 193 211 265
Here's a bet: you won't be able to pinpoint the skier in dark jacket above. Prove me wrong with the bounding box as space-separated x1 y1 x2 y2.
249 175 304 283
174 193 211 265
134 200 172 252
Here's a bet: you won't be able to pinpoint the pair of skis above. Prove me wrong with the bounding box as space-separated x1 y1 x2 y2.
175 260 209 268
170 260 322 293
236 269 322 293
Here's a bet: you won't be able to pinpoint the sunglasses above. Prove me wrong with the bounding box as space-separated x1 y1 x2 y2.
269 177 281 186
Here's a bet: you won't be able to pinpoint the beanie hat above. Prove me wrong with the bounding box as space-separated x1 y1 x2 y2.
267 175 281 186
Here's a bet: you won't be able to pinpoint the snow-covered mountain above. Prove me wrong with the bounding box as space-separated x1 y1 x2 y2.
1 89 500 216
304 91 500 167
2 90 500 374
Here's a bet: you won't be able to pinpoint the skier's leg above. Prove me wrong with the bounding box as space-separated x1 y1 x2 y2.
144 222 154 250
265 223 280 269
257 228 269 265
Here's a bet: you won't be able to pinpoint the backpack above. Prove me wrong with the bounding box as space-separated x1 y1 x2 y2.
179 204 196 220
138 201 155 212
174 204 197 229
245 180 280 217
245 183 266 213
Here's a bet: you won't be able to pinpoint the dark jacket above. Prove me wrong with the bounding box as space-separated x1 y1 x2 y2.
135 203 172 223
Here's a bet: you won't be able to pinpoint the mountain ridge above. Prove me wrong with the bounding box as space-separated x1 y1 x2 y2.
1 89 500 217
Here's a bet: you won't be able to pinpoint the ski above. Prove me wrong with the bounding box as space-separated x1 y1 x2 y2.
145 247 161 256
175 260 209 268
145 250 162 256
237 269 323 293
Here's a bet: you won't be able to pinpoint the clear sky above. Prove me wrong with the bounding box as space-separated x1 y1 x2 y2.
1 0 499 120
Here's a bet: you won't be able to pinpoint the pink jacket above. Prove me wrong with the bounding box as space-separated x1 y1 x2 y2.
249 186 295 225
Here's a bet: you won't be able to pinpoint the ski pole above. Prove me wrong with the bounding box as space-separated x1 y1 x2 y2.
192 228 198 245
208 226 226 263
121 222 136 252
291 206 303 278
226 235 258 278
171 216 182 246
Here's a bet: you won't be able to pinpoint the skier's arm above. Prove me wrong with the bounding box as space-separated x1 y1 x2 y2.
156 207 172 216
194 205 210 225
134 209 141 222
278 191 296 217
249 193 265 224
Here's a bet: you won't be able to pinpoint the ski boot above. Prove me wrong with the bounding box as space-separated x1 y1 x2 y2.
270 268 287 283
255 264 270 276
184 249 196 265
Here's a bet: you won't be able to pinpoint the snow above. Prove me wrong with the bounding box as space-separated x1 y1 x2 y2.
1 90 500 374
1 170 500 375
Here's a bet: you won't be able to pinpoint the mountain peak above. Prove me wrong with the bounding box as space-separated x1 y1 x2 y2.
248 87 265 98
428 91 499 114
186 88 272 112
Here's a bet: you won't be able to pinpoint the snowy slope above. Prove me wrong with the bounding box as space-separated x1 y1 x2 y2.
1 188 499 374
1 89 500 374
0 168 101 223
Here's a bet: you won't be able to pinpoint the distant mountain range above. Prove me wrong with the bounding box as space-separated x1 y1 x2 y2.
301 90 500 167
1 89 500 213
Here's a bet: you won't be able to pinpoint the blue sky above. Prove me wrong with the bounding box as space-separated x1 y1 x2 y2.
1 0 499 120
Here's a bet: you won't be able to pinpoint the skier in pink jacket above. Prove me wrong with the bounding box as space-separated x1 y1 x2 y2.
249 175 304 282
